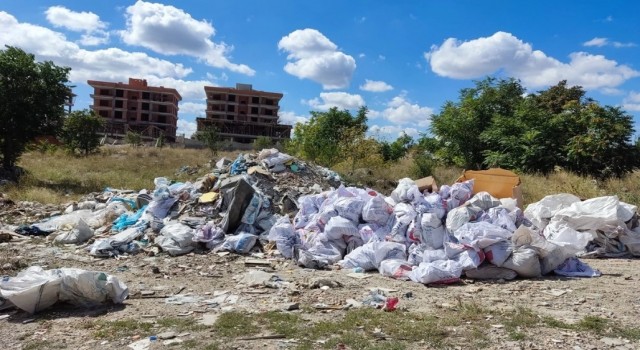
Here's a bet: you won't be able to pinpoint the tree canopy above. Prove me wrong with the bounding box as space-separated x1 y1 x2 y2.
428 77 638 178
0 46 71 170
61 109 104 155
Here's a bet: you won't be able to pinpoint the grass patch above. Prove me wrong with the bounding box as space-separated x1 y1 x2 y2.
157 317 207 332
213 312 259 338
88 318 153 339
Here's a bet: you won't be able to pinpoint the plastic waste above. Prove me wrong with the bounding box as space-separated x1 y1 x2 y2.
362 194 392 225
216 233 258 254
378 259 413 279
502 246 542 278
324 216 359 240
0 266 128 314
333 197 365 223
553 257 602 277
156 222 196 256
193 222 225 250
267 216 300 259
52 217 94 244
408 260 463 284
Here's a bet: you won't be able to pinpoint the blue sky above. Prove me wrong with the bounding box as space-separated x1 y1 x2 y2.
1 1 639 140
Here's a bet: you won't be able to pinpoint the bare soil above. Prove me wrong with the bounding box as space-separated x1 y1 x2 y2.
1 238 638 350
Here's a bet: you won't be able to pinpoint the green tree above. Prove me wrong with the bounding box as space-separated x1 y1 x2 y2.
125 131 142 147
430 77 525 169
381 133 414 162
194 125 220 156
291 106 368 166
0 46 70 170
61 109 104 155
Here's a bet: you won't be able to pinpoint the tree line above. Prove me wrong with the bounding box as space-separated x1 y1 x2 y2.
1 46 637 180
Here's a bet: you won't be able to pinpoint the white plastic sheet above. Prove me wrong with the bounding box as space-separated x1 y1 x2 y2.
0 266 128 314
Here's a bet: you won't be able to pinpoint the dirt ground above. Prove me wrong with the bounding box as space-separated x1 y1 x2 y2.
1 238 639 350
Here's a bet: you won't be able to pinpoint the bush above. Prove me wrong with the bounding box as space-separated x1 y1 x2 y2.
253 136 273 150
125 131 142 147
61 109 104 155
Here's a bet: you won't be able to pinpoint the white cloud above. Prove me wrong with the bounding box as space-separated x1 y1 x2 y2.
278 28 356 89
304 92 365 110
0 11 218 100
583 37 608 47
377 94 433 127
378 54 386 61
426 31 640 90
278 111 309 126
120 1 254 75
623 91 640 112
45 6 107 32
583 37 636 48
601 87 624 96
179 102 206 115
177 119 197 138
78 32 110 46
368 125 420 140
359 53 366 58
360 79 393 92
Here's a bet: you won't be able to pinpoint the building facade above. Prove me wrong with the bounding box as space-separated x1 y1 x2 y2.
87 78 181 142
197 83 292 143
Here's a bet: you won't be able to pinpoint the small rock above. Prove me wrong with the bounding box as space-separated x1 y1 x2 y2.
163 338 183 346
283 303 300 311
601 337 625 346
140 290 155 296
151 266 161 274
157 331 176 340
200 313 219 326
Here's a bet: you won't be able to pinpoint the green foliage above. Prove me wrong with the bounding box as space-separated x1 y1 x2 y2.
430 77 638 178
381 133 414 162
253 136 273 150
0 46 70 170
61 109 104 155
124 131 142 147
290 106 368 166
195 125 220 156
336 126 384 173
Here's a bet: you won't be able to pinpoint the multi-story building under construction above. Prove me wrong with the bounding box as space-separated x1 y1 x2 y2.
197 83 292 142
88 78 181 142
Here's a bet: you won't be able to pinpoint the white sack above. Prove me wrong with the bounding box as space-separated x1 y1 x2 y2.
408 260 463 284
156 222 196 256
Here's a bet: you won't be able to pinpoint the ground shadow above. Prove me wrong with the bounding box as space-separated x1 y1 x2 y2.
5 302 127 323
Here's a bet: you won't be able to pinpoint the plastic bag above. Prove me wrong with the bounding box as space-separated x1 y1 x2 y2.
419 214 446 249
113 205 147 231
502 246 541 278
445 206 476 233
443 179 474 211
390 178 422 203
338 241 406 271
267 216 300 258
156 222 196 256
0 266 128 314
362 195 392 225
216 233 258 254
483 240 513 267
524 193 581 230
444 242 484 270
408 260 463 284
424 193 447 219
553 257 601 277
466 192 500 211
478 207 517 232
334 197 365 223
52 217 94 244
453 221 513 249
297 239 344 269
325 216 359 240
379 259 413 279
193 222 225 250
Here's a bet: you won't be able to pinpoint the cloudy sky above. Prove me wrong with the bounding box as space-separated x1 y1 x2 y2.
1 1 639 139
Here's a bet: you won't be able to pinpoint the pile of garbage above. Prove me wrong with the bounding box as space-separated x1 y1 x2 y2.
4 148 640 287
270 178 640 283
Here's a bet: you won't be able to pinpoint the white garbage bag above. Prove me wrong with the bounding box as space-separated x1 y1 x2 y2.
325 216 359 240
338 241 406 271
419 213 446 249
408 260 463 284
297 239 344 269
267 216 300 258
424 193 447 219
445 206 476 234
483 240 514 267
52 217 94 244
453 221 513 249
0 266 128 314
442 179 474 211
502 246 541 278
156 222 196 256
524 193 581 230
333 197 365 223
362 194 392 225
391 178 422 203
466 192 501 211
379 259 413 279
215 233 258 254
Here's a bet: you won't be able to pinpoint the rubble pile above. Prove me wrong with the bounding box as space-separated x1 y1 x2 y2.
2 148 640 292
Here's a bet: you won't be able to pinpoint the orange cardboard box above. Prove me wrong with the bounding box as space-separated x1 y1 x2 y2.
456 168 523 209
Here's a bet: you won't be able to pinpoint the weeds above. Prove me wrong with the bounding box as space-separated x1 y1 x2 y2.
89 319 153 339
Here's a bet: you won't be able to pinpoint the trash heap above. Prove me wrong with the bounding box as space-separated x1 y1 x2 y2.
4 148 341 260
270 178 640 284
5 148 640 287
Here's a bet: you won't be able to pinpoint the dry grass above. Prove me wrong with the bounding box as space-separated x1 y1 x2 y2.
3 146 238 204
3 146 640 207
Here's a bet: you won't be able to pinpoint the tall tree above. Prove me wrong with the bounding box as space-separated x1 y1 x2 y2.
0 46 70 170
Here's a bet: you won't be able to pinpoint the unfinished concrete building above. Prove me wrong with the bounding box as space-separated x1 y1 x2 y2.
197 83 292 143
88 78 181 142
